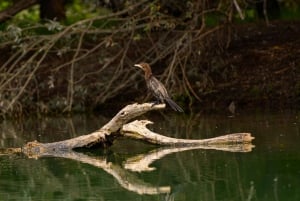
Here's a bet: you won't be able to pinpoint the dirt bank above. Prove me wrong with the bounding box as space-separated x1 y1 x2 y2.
196 21 300 111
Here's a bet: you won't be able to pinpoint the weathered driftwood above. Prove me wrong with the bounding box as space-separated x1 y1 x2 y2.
1 102 255 196
22 103 165 154
122 120 253 146
22 102 254 156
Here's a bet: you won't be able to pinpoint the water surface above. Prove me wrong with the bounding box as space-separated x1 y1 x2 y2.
0 111 299 201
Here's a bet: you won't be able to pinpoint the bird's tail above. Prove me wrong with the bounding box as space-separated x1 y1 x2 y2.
165 98 184 112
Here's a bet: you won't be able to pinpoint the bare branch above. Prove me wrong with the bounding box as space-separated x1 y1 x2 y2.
122 120 254 146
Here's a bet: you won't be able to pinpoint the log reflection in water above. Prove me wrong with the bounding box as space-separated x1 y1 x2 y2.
0 138 253 195
23 150 170 195
124 143 254 172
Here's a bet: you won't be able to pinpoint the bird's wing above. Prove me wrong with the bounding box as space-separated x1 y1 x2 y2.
147 76 170 102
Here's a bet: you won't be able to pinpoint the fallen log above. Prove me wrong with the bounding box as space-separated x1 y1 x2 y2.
22 103 165 155
21 102 254 156
122 120 253 146
1 102 255 195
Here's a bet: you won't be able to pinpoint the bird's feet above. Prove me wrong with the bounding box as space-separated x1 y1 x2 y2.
151 101 160 108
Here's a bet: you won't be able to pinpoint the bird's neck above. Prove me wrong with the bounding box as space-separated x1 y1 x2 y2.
144 69 152 80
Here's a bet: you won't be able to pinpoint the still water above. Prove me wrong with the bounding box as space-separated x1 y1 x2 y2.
0 111 299 201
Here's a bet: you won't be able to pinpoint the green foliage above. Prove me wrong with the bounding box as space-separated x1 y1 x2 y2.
14 5 40 22
281 6 300 20
0 1 11 10
65 0 111 25
0 0 298 29
0 0 111 28
204 13 225 27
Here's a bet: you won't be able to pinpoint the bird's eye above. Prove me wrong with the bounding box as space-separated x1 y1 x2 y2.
120 111 126 116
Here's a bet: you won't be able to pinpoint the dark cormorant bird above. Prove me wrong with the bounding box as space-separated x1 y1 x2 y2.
134 62 183 112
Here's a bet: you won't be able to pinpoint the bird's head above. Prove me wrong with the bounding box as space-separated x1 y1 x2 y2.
134 62 151 73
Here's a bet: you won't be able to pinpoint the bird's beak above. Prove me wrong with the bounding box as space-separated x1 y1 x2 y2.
134 64 143 69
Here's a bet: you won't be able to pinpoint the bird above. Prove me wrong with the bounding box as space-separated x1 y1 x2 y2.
134 62 183 112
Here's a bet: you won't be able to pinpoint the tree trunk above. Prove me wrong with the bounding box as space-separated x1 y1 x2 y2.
40 0 66 21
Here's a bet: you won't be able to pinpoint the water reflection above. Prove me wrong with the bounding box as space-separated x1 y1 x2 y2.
0 112 299 200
